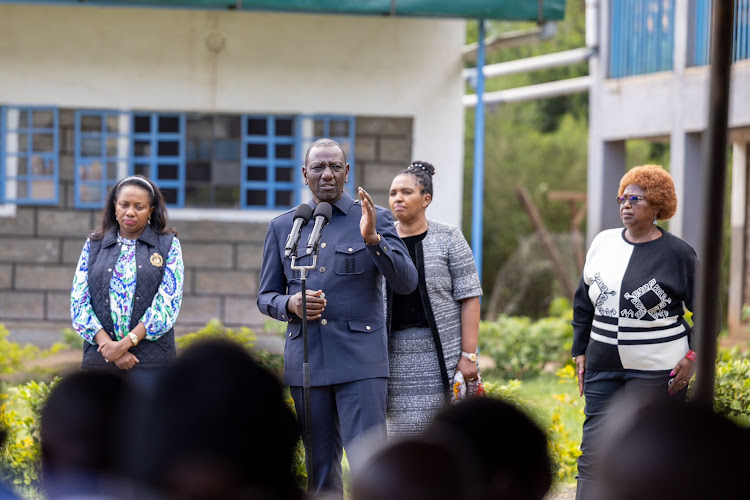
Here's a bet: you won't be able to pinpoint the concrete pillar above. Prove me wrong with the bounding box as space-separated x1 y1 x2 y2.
669 131 704 250
587 138 626 244
728 142 748 335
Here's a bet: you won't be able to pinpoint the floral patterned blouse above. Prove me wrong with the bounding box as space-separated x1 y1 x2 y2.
70 234 184 344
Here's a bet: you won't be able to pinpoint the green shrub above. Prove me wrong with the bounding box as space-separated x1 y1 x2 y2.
175 319 257 351
714 348 750 426
262 318 288 338
60 328 84 350
0 378 59 493
479 314 573 379
0 326 41 375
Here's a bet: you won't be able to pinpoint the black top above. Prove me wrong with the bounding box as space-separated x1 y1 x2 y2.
392 231 429 330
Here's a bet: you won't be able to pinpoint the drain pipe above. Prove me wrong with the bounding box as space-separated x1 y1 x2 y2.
470 19 487 277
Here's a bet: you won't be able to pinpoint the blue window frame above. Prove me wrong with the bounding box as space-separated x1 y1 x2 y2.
0 106 59 205
298 115 356 196
132 113 185 207
242 115 298 209
74 110 131 208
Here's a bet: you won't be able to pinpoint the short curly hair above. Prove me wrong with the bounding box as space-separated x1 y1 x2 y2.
618 164 677 221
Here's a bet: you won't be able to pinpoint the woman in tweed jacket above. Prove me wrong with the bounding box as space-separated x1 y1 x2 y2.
384 162 483 438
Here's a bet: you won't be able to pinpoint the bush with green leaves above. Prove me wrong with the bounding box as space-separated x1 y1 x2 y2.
713 347 750 426
479 310 573 379
0 378 58 495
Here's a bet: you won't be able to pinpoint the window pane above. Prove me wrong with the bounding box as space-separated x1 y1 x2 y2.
134 116 151 133
276 167 293 183
106 138 119 156
80 184 104 203
187 138 211 161
247 167 267 181
158 141 179 156
134 164 151 177
276 118 294 136
29 179 55 199
330 120 349 137
313 120 326 137
247 118 267 135
134 141 151 156
247 143 267 158
31 156 54 175
106 115 120 133
159 164 179 180
81 138 101 157
80 115 102 133
16 181 28 198
161 188 178 205
159 116 180 133
276 144 293 159
18 160 28 176
17 134 30 152
79 161 104 181
107 162 118 180
213 162 240 184
32 110 54 128
276 190 293 207
246 189 267 206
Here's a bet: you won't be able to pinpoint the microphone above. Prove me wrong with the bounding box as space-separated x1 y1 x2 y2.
285 204 314 258
306 202 332 255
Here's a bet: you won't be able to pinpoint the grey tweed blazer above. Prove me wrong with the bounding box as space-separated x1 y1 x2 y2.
385 219 483 376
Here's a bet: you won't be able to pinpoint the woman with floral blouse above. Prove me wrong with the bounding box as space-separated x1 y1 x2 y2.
71 174 184 387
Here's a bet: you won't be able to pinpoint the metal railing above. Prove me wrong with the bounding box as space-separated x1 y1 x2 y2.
693 0 750 66
610 0 676 78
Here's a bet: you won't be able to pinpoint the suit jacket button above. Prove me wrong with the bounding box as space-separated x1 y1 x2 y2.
108 268 112 272
321 319 328 326
288 331 292 337
320 267 326 273
320 292 326 299
348 247 353 252
376 251 381 256
366 325 371 331
321 243 327 248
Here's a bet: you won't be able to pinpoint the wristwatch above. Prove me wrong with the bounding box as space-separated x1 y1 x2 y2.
461 351 477 362
128 332 139 347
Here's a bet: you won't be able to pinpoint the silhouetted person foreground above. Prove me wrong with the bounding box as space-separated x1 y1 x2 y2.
41 370 133 499
596 398 750 500
425 397 553 500
128 339 302 500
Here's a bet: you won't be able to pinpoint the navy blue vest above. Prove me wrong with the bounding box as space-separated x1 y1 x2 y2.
81 225 177 369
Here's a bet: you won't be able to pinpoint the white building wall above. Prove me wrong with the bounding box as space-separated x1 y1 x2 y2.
0 4 466 226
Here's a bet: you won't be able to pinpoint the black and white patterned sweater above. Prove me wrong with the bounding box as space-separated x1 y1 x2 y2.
572 228 697 373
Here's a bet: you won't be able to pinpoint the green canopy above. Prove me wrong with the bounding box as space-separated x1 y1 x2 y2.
6 0 566 20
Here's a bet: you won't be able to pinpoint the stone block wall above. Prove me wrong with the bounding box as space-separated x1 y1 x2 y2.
0 113 413 336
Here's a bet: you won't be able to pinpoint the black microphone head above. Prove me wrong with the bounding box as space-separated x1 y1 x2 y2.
293 203 313 223
314 202 333 223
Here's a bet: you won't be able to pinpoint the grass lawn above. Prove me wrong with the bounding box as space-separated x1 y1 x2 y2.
484 368 585 485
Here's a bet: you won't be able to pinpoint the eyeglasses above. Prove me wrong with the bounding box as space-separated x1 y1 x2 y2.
616 195 647 205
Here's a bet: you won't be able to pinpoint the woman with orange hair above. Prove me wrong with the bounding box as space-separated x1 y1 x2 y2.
571 165 700 499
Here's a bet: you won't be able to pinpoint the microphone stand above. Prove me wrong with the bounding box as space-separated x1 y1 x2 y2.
290 252 317 492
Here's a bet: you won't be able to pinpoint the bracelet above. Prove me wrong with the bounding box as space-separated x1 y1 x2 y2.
685 349 697 362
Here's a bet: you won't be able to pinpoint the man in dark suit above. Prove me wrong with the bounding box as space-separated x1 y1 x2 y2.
257 138 418 495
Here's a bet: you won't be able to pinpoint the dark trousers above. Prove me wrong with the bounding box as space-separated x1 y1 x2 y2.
578 370 687 483
290 377 388 497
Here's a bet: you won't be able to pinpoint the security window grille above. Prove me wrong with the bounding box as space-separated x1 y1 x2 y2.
132 113 185 207
0 107 59 205
242 115 297 209
74 111 131 208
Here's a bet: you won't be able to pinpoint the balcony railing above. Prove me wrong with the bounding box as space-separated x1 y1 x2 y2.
610 0 676 78
693 0 750 66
